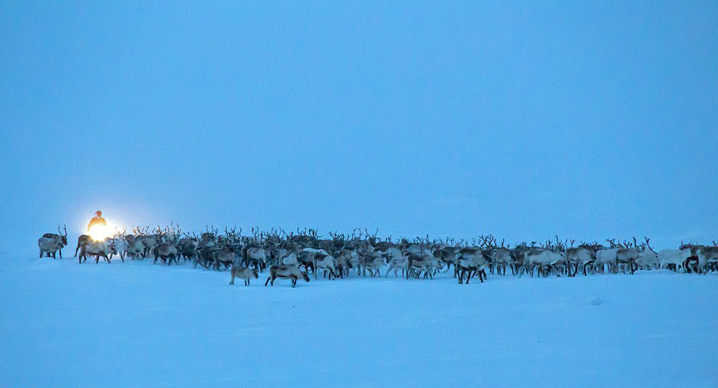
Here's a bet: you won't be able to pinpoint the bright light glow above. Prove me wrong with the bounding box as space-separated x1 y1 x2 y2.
88 223 114 241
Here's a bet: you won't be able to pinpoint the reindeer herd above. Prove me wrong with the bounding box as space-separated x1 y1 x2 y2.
38 225 718 286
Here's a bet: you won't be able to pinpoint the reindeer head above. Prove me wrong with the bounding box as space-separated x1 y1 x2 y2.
58 225 68 246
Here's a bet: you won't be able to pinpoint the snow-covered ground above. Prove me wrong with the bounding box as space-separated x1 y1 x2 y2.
1 256 717 388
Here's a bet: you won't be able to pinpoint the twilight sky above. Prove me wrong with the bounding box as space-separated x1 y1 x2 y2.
1 1 717 254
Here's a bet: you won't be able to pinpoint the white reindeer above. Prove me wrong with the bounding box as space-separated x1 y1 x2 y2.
657 248 692 272
522 249 564 277
313 253 338 279
383 247 408 277
38 237 63 259
636 249 659 270
594 248 619 274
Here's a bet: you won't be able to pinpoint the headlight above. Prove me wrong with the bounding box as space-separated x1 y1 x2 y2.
88 224 112 241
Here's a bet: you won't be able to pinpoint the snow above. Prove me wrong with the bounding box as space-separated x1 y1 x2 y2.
1 257 717 388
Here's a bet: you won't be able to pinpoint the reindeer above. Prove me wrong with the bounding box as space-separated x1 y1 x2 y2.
360 249 385 277
490 249 513 276
229 266 258 286
154 242 180 265
47 223 718 282
594 239 620 274
38 236 63 259
313 253 338 280
657 247 693 273
194 246 222 269
333 250 354 278
125 235 148 259
511 243 529 275
565 247 594 276
140 234 160 258
696 245 718 273
521 248 565 277
632 237 657 270
455 248 489 284
242 244 270 271
383 247 408 277
280 251 300 266
296 251 316 276
177 235 198 261
108 230 128 262
264 265 310 287
211 245 238 270
334 249 360 276
79 239 116 264
75 235 92 257
42 225 68 258
406 253 439 279
615 239 639 274
433 245 460 274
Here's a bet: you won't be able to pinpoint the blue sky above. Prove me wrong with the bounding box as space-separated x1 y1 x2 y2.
1 1 716 252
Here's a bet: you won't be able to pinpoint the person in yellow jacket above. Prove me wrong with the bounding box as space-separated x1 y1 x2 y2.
87 211 107 231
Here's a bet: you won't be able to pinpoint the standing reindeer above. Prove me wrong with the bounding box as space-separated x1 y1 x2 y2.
41 225 68 258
